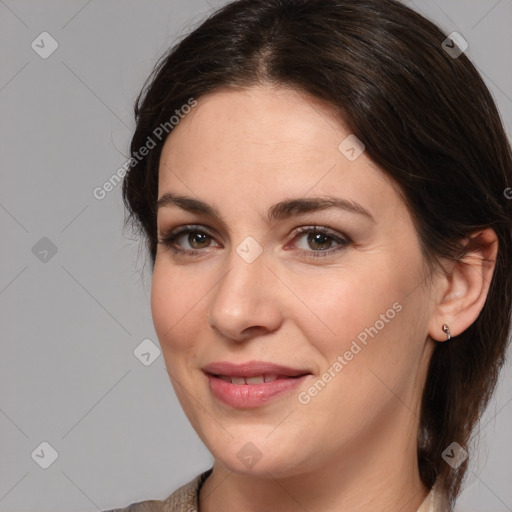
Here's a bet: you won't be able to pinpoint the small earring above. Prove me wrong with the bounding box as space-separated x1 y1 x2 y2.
442 323 451 341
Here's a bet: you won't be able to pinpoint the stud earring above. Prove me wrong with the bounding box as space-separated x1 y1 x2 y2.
442 323 451 341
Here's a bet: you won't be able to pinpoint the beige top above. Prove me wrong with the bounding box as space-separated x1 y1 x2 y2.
104 468 442 512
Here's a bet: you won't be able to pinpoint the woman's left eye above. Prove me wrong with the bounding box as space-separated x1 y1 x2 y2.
157 225 350 259
289 226 350 258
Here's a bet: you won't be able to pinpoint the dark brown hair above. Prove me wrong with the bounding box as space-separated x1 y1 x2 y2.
122 0 512 508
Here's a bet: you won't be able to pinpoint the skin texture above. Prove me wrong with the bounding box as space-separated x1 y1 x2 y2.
151 84 497 512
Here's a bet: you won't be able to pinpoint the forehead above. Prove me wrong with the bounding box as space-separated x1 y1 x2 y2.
161 85 348 169
157 85 399 220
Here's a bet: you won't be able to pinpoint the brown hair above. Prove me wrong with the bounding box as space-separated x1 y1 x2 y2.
122 0 512 507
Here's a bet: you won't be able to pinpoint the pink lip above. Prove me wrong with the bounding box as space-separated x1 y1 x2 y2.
202 361 312 408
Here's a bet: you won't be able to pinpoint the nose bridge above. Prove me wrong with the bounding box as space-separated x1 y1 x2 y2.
208 241 281 339
213 243 269 313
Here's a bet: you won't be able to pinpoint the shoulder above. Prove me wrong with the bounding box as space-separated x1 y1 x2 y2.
103 468 213 512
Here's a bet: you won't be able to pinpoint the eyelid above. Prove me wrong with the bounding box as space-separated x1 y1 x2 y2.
157 224 219 251
157 224 351 258
287 225 350 258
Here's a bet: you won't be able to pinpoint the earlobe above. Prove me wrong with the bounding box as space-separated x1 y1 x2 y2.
428 228 498 342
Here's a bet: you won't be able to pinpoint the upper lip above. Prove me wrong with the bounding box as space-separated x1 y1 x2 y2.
202 361 312 378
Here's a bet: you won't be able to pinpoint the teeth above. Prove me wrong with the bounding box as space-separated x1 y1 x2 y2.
245 376 265 384
220 374 281 384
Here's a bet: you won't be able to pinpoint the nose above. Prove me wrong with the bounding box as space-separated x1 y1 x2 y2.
207 249 283 343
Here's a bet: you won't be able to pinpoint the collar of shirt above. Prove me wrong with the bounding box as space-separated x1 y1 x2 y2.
163 468 442 512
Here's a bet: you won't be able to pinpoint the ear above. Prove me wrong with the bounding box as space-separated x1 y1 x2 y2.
428 228 498 341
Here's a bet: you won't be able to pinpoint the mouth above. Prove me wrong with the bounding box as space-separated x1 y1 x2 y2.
202 361 313 408
210 374 304 384
202 360 312 380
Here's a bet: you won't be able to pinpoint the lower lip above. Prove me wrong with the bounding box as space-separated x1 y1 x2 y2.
206 374 310 408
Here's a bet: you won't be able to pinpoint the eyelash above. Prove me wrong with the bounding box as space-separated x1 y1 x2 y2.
157 224 351 259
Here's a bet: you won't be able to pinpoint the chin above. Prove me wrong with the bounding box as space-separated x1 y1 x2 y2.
206 434 310 479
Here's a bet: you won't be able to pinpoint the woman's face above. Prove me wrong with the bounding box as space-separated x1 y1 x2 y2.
152 85 436 478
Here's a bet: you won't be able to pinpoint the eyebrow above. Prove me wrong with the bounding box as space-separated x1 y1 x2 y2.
155 193 374 223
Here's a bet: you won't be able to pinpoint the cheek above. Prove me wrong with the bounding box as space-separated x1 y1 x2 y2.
291 254 428 392
150 264 207 415
150 262 203 356
290 261 409 351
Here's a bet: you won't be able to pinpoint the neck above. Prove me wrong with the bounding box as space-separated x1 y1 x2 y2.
199 403 429 512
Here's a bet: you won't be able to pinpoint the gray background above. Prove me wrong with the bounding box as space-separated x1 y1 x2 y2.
0 1 511 511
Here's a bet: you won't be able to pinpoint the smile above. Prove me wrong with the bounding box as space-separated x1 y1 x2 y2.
214 374 299 384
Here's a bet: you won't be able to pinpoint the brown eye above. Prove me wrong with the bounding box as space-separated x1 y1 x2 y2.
157 226 219 255
304 232 334 251
181 231 211 249
290 226 350 259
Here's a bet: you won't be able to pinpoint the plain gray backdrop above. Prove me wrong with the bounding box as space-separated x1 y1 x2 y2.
1 1 511 511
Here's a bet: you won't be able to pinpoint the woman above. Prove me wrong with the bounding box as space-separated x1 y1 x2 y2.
106 0 512 510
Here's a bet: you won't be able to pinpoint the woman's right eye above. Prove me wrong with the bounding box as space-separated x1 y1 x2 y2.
157 226 218 256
